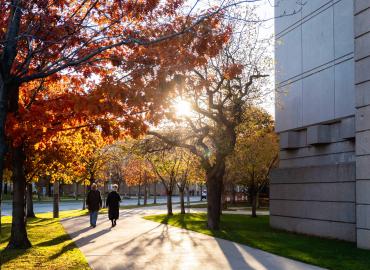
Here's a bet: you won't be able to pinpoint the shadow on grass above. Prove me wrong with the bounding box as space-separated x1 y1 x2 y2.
49 241 77 260
36 234 71 247
0 247 29 266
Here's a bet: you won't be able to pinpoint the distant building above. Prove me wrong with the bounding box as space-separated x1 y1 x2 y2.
272 0 370 249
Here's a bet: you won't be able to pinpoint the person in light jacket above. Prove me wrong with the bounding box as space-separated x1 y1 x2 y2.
106 184 122 227
86 183 102 228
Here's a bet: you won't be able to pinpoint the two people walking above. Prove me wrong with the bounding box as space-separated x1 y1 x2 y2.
86 183 122 228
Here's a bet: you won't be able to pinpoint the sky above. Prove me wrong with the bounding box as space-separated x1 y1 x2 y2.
186 0 275 116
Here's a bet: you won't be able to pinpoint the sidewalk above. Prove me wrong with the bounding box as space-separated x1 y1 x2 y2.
61 205 325 270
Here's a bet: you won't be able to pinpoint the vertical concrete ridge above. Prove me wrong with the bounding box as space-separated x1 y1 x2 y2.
354 0 370 250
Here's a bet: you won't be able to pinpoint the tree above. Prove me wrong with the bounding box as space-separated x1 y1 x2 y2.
124 156 155 206
175 149 204 214
227 107 278 217
150 6 271 229
1 0 231 249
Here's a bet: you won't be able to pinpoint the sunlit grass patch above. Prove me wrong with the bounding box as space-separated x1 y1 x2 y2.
144 213 370 270
0 210 90 270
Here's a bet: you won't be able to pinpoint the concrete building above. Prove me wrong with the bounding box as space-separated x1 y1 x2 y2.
271 0 370 249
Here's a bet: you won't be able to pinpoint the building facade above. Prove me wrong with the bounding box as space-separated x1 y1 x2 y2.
272 0 370 249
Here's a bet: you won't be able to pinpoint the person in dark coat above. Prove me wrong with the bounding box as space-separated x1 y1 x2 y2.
106 184 122 227
86 183 102 228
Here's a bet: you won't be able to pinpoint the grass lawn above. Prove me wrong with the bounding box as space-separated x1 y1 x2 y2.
144 213 370 270
0 210 90 270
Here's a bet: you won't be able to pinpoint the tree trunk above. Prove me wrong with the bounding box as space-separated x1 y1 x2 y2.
82 183 86 210
53 181 59 218
7 145 31 249
144 183 147 205
74 182 78 200
206 160 225 230
137 184 141 206
102 182 106 208
179 188 185 214
0 81 8 236
128 186 131 197
4 182 8 194
26 183 35 218
186 186 190 213
153 182 157 204
249 181 257 218
36 185 41 201
47 182 51 197
221 182 227 211
166 190 173 216
251 192 257 218
231 184 236 205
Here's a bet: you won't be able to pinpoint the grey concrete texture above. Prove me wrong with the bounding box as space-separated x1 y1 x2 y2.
356 156 370 180
270 182 355 202
356 130 370 155
279 131 301 149
339 117 355 139
356 205 370 229
270 163 356 184
275 0 355 133
270 215 356 242
270 200 355 223
275 0 302 35
355 0 370 14
62 206 326 270
280 140 355 161
356 105 370 132
354 6 370 37
357 229 370 250
356 81 370 108
356 181 370 204
279 152 355 168
307 125 331 145
355 55 370 84
355 32 370 61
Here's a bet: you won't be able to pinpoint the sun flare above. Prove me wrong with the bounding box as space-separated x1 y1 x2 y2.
174 99 192 117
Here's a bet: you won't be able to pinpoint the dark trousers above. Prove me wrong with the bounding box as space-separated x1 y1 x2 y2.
90 211 98 226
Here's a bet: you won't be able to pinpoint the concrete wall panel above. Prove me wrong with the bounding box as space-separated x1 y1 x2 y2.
276 80 303 132
302 0 332 18
355 0 370 14
357 229 370 249
270 200 355 223
354 32 370 61
356 105 370 132
270 215 356 242
276 28 302 83
355 55 370 84
356 180 370 204
302 67 335 126
356 205 370 229
334 0 354 57
354 6 370 37
335 60 355 118
279 151 355 168
275 0 302 34
356 130 370 155
270 182 355 202
356 81 370 107
271 163 355 184
280 141 355 160
302 8 334 71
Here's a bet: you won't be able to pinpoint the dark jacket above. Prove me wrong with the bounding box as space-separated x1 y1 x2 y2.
106 191 121 220
86 189 102 212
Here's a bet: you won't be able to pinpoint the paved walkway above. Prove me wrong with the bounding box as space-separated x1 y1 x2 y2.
61 205 325 270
